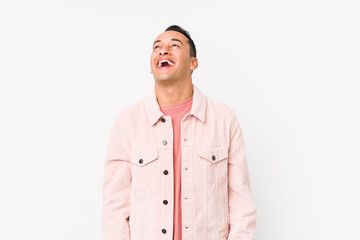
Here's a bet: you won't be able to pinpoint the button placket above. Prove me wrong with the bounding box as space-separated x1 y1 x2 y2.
159 116 173 238
182 115 190 143
180 116 195 236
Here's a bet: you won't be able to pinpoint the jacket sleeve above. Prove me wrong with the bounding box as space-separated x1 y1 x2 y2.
227 112 256 240
102 113 131 240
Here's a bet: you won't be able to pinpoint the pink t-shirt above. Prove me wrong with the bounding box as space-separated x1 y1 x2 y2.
160 95 193 240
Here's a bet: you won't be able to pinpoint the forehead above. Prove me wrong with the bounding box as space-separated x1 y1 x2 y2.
154 30 189 45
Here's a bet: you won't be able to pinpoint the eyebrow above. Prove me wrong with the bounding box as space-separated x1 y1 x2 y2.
153 38 184 46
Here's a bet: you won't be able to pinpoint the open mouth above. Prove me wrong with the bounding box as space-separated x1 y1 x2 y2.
157 60 174 68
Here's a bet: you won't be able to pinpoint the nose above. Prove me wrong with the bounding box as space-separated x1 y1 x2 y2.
159 47 169 55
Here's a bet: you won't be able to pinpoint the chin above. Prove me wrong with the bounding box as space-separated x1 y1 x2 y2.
154 76 175 83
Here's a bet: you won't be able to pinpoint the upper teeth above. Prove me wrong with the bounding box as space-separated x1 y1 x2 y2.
158 60 174 67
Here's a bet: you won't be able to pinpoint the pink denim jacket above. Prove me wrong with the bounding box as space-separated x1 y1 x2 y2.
102 84 256 240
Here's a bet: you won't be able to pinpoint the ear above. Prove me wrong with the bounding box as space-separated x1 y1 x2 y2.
190 57 199 71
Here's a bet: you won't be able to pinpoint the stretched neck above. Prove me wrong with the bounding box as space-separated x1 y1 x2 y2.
155 80 193 107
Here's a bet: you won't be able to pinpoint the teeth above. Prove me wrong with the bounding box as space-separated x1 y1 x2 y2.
158 60 174 67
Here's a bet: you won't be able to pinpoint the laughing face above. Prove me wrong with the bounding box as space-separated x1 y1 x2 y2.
150 30 198 84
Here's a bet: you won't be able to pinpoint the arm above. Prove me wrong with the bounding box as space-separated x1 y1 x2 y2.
227 113 257 240
102 114 131 240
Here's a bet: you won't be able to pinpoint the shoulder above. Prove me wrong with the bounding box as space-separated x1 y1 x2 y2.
205 95 238 120
113 98 147 123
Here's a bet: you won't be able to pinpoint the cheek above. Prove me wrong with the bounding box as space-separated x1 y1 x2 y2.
179 58 191 69
150 59 156 69
150 52 157 62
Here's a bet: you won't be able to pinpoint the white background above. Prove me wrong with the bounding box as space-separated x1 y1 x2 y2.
1 0 359 239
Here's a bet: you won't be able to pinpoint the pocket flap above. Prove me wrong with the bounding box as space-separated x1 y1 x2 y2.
130 148 159 167
197 146 228 164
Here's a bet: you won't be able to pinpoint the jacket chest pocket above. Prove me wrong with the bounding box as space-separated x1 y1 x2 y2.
197 146 229 185
129 148 161 187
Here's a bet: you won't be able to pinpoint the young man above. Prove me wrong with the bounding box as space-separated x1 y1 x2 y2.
102 25 256 240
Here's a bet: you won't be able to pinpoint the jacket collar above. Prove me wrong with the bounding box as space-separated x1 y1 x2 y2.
145 84 207 125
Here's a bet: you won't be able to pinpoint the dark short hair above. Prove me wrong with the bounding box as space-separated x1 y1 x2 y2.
165 25 197 58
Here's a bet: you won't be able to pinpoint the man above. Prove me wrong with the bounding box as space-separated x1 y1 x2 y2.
102 25 256 240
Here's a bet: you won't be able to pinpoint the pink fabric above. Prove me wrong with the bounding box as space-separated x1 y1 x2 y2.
160 96 193 240
102 84 256 240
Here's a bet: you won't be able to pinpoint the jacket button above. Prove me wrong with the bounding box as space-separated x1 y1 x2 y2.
212 155 216 161
162 140 167 145
161 118 166 122
163 170 168 175
139 159 143 164
162 229 167 234
163 199 168 205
